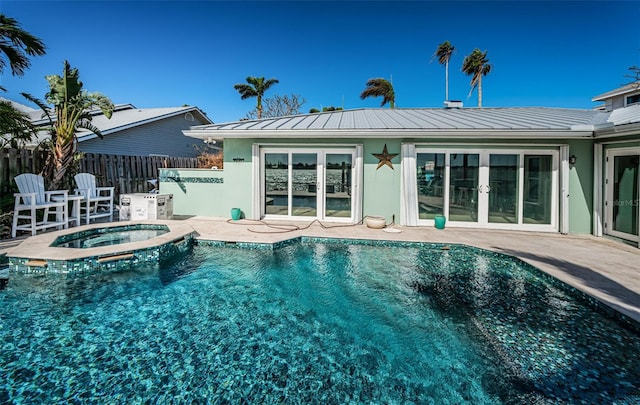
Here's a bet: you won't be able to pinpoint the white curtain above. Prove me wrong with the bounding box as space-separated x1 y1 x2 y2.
400 143 418 226
559 144 569 234
353 144 364 223
251 143 260 220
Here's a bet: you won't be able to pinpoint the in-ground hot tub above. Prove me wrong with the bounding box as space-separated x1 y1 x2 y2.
6 221 197 275
51 224 170 248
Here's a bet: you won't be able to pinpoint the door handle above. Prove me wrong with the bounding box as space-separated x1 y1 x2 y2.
478 185 483 193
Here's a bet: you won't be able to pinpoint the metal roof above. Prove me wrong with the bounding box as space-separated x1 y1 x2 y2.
4 104 213 145
74 105 212 141
606 104 640 126
184 107 608 140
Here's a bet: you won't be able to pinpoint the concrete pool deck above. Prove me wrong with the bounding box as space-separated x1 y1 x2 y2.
2 216 639 324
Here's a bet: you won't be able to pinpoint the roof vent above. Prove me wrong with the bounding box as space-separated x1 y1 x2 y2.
443 100 463 109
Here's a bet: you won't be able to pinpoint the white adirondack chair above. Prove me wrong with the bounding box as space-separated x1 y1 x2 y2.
12 173 68 238
74 173 114 224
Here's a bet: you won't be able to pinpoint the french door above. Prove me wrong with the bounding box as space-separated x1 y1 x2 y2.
605 148 639 242
416 149 558 230
261 148 355 221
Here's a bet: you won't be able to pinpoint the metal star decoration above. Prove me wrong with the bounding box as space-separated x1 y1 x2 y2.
372 144 398 170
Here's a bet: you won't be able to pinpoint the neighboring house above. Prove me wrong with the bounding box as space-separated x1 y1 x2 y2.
1 99 214 157
158 83 640 247
592 82 640 111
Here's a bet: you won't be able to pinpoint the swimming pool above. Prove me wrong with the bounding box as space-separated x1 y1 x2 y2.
1 239 639 403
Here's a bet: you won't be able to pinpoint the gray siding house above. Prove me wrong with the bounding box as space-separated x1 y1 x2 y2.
74 105 213 157
4 101 214 158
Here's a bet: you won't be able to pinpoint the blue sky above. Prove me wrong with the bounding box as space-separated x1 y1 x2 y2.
1 1 639 123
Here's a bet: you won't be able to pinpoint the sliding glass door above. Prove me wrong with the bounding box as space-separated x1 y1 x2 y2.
605 149 639 242
449 153 480 223
416 148 558 230
325 153 353 218
488 154 519 224
262 148 355 221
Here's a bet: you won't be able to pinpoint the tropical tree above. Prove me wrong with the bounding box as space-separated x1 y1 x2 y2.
461 48 492 108
34 60 114 189
233 76 279 119
0 14 46 83
626 64 640 86
246 93 306 119
0 100 37 148
0 14 45 144
360 77 395 108
431 40 455 101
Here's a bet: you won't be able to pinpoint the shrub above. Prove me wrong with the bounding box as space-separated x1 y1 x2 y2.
197 151 223 169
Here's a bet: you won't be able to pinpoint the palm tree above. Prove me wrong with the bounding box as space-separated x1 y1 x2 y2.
233 76 279 119
360 78 395 108
0 14 45 145
431 40 455 101
0 14 46 84
461 48 492 108
36 60 114 189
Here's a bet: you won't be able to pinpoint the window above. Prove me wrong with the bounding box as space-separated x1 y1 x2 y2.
626 93 640 106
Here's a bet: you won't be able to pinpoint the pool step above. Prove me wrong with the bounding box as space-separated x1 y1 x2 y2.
97 253 135 263
25 259 48 268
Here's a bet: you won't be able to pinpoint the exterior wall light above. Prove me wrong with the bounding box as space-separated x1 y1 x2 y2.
569 155 577 165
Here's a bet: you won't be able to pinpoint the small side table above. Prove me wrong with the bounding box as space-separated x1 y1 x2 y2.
66 194 87 227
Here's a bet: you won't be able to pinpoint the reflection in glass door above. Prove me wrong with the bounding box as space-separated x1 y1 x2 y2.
449 153 479 222
607 151 639 241
417 153 446 219
264 153 288 215
263 149 356 220
325 154 352 218
292 153 317 216
415 149 558 230
488 154 519 224
523 155 553 224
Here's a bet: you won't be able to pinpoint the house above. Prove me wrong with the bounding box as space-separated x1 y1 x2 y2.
159 83 640 247
592 82 640 111
1 99 214 157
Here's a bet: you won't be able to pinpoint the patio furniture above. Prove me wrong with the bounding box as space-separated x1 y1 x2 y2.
74 173 114 224
11 173 68 238
63 194 88 227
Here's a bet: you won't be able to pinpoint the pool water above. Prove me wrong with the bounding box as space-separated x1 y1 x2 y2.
1 241 639 403
51 224 170 248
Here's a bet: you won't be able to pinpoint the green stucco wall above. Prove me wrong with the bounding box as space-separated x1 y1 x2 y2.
568 140 594 234
160 137 610 233
158 168 226 217
362 139 402 223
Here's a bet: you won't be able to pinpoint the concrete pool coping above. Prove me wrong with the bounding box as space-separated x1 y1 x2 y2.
4 220 196 261
3 216 640 324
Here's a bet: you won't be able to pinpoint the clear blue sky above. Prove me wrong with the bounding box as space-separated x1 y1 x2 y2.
1 1 639 123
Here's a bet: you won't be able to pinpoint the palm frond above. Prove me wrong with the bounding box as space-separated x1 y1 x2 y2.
360 78 395 108
21 92 53 123
77 118 103 139
0 14 46 76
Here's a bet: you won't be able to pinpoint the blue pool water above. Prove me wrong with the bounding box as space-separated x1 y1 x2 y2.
1 240 639 403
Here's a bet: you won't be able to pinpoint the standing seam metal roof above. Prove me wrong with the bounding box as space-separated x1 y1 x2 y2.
190 107 603 132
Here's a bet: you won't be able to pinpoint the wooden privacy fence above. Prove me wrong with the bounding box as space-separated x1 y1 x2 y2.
1 148 198 200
